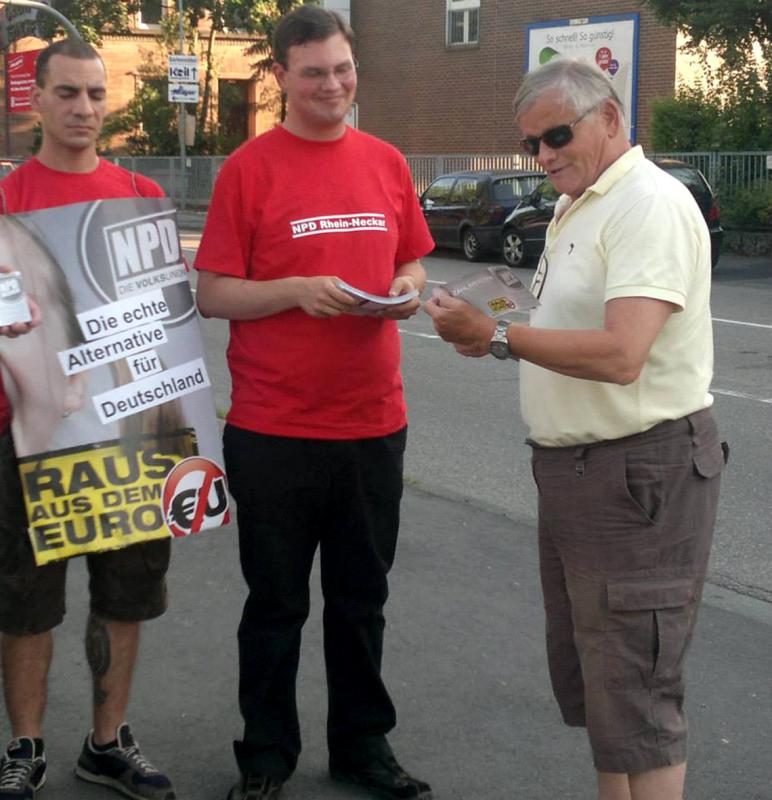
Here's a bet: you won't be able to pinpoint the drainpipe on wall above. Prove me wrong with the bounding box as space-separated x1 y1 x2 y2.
320 0 356 127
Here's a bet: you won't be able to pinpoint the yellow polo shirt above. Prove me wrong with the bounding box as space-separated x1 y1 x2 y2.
521 146 714 447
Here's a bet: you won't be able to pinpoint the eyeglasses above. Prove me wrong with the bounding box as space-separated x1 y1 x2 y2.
296 62 357 83
519 107 594 157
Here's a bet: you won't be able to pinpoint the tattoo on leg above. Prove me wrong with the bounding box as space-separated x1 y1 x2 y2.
85 614 111 708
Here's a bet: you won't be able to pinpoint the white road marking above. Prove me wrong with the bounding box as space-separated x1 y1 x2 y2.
713 317 772 331
712 388 772 404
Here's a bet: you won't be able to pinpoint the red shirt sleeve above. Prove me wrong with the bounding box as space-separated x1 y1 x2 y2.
194 156 252 278
134 173 166 198
394 156 435 267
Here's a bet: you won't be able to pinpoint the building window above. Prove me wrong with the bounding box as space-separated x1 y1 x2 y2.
447 0 479 46
137 0 163 28
218 79 250 150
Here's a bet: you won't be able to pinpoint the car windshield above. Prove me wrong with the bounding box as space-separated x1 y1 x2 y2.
449 178 478 204
534 179 560 202
493 175 543 202
424 176 455 204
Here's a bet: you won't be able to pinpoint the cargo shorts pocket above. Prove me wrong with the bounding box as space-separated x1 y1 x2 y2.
604 577 697 689
693 441 728 479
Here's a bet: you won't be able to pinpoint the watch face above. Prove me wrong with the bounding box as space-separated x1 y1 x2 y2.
490 320 511 359
490 340 510 359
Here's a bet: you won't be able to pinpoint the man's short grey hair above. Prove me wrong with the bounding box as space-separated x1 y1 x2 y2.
513 58 625 120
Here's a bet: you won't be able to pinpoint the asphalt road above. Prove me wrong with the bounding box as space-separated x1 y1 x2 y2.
183 234 772 605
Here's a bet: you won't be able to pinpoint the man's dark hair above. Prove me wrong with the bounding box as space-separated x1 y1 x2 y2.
273 5 355 68
35 38 103 88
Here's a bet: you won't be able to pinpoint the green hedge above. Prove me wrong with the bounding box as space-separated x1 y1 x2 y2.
720 182 772 231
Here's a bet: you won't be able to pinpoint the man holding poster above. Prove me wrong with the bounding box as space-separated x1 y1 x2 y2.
0 39 176 800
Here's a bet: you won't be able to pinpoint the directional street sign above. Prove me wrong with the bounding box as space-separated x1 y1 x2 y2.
168 54 199 83
168 81 199 103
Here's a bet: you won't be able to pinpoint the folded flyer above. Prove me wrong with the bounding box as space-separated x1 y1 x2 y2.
435 265 539 318
337 279 419 315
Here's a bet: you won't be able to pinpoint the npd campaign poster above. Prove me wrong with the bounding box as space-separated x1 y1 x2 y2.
0 198 229 565
526 14 639 143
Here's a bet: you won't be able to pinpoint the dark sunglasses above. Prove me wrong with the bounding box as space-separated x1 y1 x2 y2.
520 107 593 157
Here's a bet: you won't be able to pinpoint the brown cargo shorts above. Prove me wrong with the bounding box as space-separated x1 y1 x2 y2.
0 430 170 635
530 409 726 774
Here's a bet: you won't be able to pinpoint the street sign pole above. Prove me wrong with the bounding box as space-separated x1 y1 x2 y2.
0 0 81 39
0 0 81 155
177 0 186 210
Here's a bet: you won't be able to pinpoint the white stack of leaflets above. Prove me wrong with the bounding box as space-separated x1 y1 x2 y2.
337 279 419 316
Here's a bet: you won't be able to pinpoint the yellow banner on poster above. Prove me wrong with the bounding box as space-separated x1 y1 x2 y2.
19 432 196 565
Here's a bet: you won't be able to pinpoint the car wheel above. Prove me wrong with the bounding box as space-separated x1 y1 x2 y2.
461 228 482 262
501 229 526 268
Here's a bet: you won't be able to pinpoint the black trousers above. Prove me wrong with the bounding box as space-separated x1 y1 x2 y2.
223 424 407 781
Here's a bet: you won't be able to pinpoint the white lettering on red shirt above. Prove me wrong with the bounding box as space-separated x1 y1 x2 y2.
290 213 388 239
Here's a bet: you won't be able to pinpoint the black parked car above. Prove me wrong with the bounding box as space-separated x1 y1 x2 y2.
500 158 724 269
419 169 545 261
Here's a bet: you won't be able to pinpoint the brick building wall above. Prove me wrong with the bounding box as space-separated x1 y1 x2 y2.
351 0 676 153
1 27 278 157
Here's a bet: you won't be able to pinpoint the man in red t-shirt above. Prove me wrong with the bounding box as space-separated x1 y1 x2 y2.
195 7 434 800
0 39 175 800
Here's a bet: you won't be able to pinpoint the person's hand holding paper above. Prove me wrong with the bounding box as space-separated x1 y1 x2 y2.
423 291 497 357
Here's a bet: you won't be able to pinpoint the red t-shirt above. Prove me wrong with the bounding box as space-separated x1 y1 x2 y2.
195 125 434 440
0 158 164 432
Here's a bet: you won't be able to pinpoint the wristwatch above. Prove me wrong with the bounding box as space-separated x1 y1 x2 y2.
489 319 513 360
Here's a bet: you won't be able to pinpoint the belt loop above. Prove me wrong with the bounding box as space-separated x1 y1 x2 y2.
573 446 587 478
685 412 701 447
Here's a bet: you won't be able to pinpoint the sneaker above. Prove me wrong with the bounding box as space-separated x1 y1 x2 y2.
74 723 175 800
330 755 432 799
226 773 283 799
0 737 46 799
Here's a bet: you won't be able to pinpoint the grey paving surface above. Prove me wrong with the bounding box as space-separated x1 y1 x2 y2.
4 215 769 798
4 486 771 800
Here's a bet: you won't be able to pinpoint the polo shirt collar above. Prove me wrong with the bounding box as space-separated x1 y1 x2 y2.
552 145 644 224
586 144 644 197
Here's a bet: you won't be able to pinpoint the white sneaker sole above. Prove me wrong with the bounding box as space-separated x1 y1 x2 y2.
74 764 174 800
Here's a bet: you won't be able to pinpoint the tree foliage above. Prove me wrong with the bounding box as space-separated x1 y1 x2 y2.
101 70 180 155
104 0 312 156
160 0 312 129
650 88 720 151
244 0 316 68
4 0 137 45
640 0 770 65
245 0 317 120
643 0 771 152
651 63 771 151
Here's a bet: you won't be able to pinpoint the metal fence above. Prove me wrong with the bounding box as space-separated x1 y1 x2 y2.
409 150 772 198
113 150 771 205
407 153 541 195
110 155 228 206
649 151 772 198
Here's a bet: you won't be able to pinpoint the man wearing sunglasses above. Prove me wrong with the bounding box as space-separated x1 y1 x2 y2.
426 58 725 800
